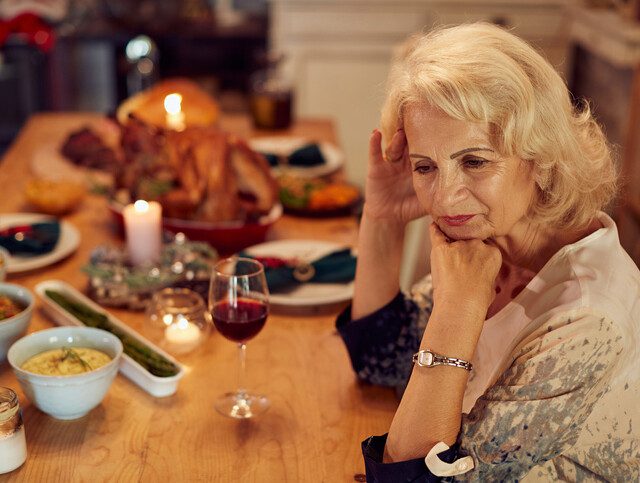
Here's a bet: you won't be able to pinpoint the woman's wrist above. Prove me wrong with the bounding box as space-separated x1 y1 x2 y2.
361 203 409 228
420 303 486 360
351 208 406 319
434 295 490 316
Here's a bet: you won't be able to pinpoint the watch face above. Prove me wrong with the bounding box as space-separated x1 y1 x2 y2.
420 351 434 366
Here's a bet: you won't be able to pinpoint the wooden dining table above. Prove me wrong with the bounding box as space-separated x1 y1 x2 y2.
0 113 398 482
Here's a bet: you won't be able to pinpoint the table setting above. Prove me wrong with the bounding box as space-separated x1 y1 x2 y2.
0 79 396 481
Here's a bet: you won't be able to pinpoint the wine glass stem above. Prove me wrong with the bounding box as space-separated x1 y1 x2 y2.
237 343 247 399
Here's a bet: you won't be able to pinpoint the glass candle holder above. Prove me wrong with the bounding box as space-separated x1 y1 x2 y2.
145 288 211 356
0 387 27 474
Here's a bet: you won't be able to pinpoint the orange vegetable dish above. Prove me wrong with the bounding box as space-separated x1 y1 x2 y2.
0 295 23 320
308 184 360 210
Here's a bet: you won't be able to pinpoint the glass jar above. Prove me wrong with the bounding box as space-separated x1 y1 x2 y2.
249 55 294 130
0 387 27 474
145 288 211 356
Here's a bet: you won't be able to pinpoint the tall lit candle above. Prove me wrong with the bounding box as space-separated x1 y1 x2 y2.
123 200 162 266
164 93 185 131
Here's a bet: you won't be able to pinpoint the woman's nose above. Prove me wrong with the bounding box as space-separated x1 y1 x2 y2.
434 170 468 207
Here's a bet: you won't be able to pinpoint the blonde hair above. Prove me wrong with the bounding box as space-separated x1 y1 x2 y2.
380 23 617 230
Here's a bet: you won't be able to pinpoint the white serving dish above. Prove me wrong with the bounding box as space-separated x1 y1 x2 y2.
8 326 122 420
34 280 184 398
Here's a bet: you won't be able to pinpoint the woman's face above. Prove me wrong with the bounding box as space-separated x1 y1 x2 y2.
404 103 537 241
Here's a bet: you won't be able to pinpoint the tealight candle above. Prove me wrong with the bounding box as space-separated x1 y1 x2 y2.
165 316 202 353
145 288 209 356
164 93 185 131
123 200 162 266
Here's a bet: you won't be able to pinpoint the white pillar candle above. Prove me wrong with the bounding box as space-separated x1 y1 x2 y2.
164 317 202 353
164 93 185 131
123 200 162 266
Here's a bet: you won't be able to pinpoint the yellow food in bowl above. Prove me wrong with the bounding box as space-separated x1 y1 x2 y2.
25 179 86 215
21 347 111 376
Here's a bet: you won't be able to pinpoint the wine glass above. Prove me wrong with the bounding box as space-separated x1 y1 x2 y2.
208 257 269 418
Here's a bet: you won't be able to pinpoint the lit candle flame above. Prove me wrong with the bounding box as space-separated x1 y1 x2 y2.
164 93 182 115
134 199 149 213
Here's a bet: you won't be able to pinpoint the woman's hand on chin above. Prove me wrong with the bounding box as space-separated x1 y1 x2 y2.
363 128 427 224
429 222 502 318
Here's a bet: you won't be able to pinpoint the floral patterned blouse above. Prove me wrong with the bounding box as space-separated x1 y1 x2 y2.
337 213 640 482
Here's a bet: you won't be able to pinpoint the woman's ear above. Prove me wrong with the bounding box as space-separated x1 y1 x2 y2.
528 160 551 218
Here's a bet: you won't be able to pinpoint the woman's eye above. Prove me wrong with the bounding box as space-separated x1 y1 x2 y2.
413 165 435 175
464 158 487 169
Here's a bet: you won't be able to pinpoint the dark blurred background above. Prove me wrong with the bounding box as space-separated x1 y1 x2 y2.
0 0 268 153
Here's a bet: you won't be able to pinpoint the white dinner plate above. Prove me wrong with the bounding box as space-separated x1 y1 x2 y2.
1 213 81 273
248 136 345 178
244 239 354 306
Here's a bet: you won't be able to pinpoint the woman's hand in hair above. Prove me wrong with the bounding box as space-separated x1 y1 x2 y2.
362 128 426 225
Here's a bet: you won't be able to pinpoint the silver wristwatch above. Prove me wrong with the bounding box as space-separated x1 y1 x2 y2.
412 349 473 371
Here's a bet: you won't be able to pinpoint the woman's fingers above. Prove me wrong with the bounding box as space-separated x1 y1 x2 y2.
385 129 407 163
369 129 385 166
429 222 450 248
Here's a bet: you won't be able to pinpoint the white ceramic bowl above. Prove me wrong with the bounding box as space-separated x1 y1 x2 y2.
7 326 123 420
0 247 9 281
0 283 34 362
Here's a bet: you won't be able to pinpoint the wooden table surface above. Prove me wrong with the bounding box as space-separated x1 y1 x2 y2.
0 113 397 482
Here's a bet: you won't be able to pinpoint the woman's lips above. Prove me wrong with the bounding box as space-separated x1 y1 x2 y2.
442 214 475 226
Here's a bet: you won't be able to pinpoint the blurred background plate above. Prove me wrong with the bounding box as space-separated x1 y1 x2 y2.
244 239 354 306
30 141 114 189
248 137 344 178
109 201 282 255
1 213 81 273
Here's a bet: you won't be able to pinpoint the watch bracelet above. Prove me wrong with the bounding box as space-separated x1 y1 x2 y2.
412 349 473 371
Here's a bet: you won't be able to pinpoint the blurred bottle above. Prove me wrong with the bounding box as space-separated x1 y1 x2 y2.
125 35 159 97
249 53 294 130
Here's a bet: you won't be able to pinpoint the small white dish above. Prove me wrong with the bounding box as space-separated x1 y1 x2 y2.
0 213 81 274
7 326 122 420
248 136 345 178
0 283 34 362
35 280 185 398
0 247 9 281
243 239 355 306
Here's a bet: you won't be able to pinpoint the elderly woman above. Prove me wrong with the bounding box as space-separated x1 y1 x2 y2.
337 23 639 481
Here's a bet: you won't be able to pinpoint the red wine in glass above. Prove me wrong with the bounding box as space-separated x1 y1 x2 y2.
209 256 270 419
212 299 268 343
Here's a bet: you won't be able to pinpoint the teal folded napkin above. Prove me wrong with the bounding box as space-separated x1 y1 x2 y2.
288 143 325 167
0 221 60 256
260 143 326 168
239 248 356 292
263 153 280 167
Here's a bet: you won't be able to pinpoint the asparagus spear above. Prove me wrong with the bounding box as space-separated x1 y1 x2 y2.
45 290 180 377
